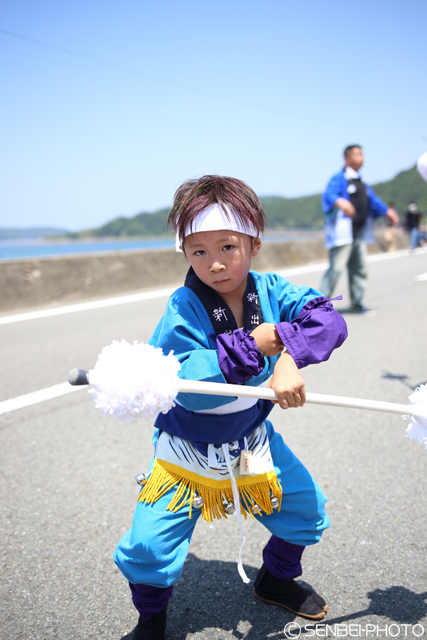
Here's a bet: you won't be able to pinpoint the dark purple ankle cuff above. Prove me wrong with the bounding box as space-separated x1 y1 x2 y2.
129 583 173 620
263 535 305 581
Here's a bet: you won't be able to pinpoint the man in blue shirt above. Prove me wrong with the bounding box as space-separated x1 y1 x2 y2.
320 145 398 313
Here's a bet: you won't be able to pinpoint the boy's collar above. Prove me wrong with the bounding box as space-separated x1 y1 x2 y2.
184 267 264 335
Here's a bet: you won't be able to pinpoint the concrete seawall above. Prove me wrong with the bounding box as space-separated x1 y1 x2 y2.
0 234 408 313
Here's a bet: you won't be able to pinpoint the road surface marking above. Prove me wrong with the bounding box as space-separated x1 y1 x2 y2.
0 383 85 416
1 250 425 416
1 251 415 326
0 287 177 326
0 264 333 325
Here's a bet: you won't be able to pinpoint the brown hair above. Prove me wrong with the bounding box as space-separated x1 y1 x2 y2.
168 175 267 248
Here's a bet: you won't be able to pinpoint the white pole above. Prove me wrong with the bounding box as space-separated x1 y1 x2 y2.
177 380 419 419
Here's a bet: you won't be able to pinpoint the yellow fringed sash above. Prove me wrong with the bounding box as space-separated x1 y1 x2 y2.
137 458 282 522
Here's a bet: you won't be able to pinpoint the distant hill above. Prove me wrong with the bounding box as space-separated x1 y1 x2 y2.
260 193 324 229
5 165 426 241
65 208 171 239
68 165 426 238
260 165 427 229
369 165 427 215
0 227 68 240
65 196 326 238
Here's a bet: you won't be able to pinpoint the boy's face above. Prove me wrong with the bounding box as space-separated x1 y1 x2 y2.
183 230 261 300
345 147 364 171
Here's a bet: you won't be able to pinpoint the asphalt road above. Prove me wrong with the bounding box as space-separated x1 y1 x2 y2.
1 248 427 640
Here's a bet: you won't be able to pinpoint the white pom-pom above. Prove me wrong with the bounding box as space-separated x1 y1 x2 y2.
417 152 427 182
404 384 427 450
87 340 181 421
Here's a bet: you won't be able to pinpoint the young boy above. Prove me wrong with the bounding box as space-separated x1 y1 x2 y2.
114 176 348 639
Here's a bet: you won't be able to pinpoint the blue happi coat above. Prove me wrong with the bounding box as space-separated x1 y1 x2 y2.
149 270 347 444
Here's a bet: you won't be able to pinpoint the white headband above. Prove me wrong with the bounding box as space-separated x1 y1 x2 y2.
176 202 259 252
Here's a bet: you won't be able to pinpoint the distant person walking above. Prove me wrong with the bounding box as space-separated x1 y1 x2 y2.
384 202 399 252
319 145 399 313
403 201 422 253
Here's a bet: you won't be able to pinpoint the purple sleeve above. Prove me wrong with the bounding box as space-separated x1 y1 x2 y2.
275 296 348 369
214 329 265 384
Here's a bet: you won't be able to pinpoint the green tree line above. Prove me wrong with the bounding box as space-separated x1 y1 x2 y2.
63 164 426 239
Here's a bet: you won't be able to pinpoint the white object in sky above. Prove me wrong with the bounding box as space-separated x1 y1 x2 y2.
417 152 427 182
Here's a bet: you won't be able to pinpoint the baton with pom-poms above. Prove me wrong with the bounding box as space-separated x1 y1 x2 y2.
69 340 427 451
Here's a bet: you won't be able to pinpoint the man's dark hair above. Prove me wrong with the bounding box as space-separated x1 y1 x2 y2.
168 175 267 248
344 145 362 158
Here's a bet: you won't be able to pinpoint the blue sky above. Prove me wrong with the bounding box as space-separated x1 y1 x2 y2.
1 0 426 231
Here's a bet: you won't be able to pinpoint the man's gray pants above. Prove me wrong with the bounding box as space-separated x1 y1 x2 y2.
319 238 367 308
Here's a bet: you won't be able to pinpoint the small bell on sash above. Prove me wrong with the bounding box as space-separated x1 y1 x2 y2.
193 494 204 509
249 502 262 514
135 473 147 486
271 497 280 510
224 500 235 515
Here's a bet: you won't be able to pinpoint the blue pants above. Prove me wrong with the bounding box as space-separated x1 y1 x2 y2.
410 227 419 250
114 420 329 588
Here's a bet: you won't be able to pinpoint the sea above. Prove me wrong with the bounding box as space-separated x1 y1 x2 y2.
0 238 176 261
0 232 323 261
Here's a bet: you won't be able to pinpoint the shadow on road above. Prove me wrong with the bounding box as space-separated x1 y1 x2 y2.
120 552 298 639
382 371 427 391
299 586 427 635
119 554 427 639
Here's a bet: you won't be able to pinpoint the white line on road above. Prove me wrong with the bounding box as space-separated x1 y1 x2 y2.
0 266 330 326
416 273 427 281
275 262 327 278
1 248 425 417
0 287 177 326
1 249 418 327
0 382 85 416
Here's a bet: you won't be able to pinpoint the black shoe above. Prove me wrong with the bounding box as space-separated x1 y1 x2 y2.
131 606 167 640
348 304 376 316
348 304 364 313
254 563 327 620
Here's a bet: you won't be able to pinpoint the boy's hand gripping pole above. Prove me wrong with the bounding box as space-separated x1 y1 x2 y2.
68 340 427 451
